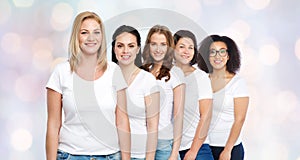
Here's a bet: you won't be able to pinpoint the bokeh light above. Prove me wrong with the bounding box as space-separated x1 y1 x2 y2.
14 74 40 102
244 0 271 10
12 0 34 8
50 3 74 31
1 32 21 54
223 20 251 43
295 38 300 61
10 129 32 151
0 0 11 25
258 44 280 66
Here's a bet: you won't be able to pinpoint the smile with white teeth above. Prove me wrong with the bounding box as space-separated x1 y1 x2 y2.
214 60 222 64
121 55 131 60
181 55 189 59
85 43 97 46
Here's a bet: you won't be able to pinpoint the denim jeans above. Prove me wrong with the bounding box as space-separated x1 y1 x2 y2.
57 150 121 160
179 144 213 160
131 158 145 160
155 139 181 160
210 143 244 160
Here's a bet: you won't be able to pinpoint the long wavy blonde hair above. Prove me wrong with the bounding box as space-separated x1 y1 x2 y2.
68 11 107 72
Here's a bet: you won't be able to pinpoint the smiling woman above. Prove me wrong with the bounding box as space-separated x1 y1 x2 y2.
45 11 131 160
111 25 160 159
173 30 214 160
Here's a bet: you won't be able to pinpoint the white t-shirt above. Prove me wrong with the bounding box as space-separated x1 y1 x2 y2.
180 69 213 151
46 61 127 155
126 69 159 158
209 75 249 146
156 66 185 140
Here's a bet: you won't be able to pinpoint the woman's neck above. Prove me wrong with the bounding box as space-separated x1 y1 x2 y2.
210 68 233 79
76 54 103 80
119 63 140 85
175 63 195 76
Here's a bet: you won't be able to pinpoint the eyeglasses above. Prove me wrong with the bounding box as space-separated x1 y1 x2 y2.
209 49 228 57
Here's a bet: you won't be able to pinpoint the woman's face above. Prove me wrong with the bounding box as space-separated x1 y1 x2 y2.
149 33 168 63
209 41 229 71
174 37 195 66
114 32 139 66
79 18 102 56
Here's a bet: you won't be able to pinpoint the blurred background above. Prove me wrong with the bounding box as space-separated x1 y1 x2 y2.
1 0 300 159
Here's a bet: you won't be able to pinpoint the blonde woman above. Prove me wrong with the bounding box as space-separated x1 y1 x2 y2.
46 11 130 160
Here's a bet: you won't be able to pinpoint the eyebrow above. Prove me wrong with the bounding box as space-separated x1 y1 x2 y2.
116 42 137 45
80 28 101 31
210 47 227 50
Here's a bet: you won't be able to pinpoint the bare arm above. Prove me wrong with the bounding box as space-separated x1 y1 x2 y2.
116 89 131 160
219 97 249 160
46 89 62 160
184 99 212 160
145 92 160 160
169 84 185 160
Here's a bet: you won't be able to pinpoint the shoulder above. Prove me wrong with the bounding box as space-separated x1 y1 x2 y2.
140 69 156 80
51 60 71 73
231 74 247 85
170 66 184 78
106 61 121 73
194 68 210 80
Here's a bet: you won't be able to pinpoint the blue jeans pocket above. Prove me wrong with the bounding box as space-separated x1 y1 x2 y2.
108 151 121 160
57 150 70 160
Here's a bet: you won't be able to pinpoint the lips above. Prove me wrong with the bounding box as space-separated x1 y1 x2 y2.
213 60 222 64
181 55 190 59
121 55 131 60
85 43 97 46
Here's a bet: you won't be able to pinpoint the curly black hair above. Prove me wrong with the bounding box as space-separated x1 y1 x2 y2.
197 35 241 74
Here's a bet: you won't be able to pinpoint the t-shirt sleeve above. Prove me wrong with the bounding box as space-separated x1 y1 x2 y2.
170 66 185 89
112 64 127 91
144 73 159 96
45 63 63 94
233 77 249 98
197 71 213 100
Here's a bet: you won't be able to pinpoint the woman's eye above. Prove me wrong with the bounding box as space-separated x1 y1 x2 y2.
117 45 122 48
81 31 87 34
94 31 101 34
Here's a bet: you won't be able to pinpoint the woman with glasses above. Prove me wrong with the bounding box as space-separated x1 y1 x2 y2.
198 35 249 160
141 25 185 160
173 30 214 160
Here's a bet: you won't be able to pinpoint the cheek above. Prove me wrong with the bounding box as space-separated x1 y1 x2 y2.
209 57 214 64
114 47 121 58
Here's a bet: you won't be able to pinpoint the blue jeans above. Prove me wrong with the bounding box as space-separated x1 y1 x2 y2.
210 143 244 160
57 150 121 160
179 144 213 160
155 139 181 160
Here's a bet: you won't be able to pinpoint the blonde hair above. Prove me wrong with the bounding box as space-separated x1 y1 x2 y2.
69 11 107 72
